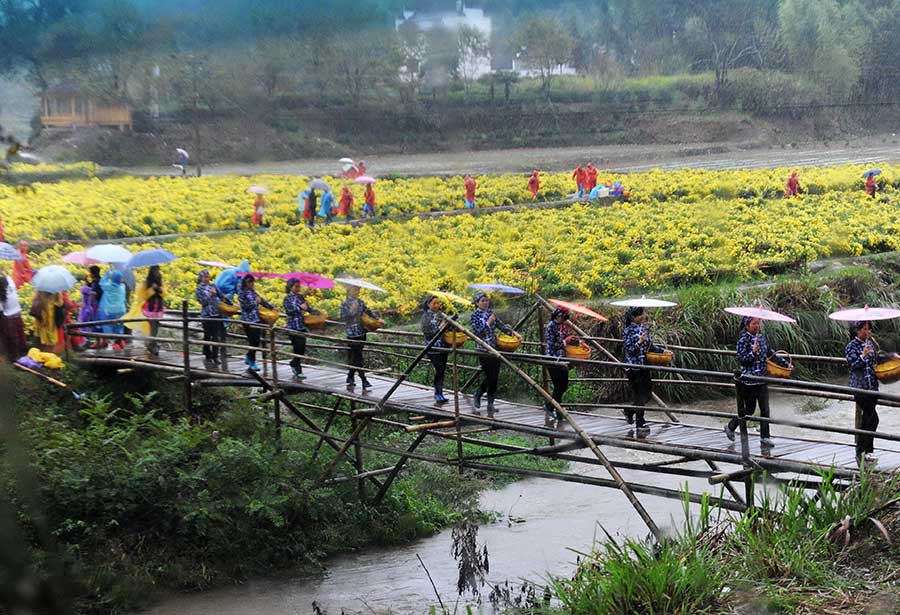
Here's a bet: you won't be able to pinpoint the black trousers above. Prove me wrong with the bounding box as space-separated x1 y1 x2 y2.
347 334 366 379
289 331 307 372
626 368 652 424
475 354 501 402
244 324 262 363
147 320 160 356
729 382 771 439
429 352 447 395
548 364 569 405
202 319 225 360
855 395 879 457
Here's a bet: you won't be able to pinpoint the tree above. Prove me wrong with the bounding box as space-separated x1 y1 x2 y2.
511 16 574 95
315 29 404 106
457 24 488 96
680 0 765 103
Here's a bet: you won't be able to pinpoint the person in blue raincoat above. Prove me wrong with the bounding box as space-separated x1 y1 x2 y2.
97 270 127 349
215 259 251 303
319 188 336 223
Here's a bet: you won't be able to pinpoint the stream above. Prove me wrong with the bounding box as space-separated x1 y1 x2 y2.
143 382 900 615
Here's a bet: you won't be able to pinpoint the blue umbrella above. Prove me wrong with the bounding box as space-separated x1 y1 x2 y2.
469 282 526 295
31 265 77 292
127 249 178 269
86 244 132 264
863 168 881 178
0 242 23 261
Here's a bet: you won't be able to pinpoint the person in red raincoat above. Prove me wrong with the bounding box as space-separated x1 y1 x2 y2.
363 184 376 219
585 163 598 192
785 170 800 198
0 215 5 242
527 170 540 199
251 195 266 227
338 185 354 221
12 240 32 288
572 165 586 198
865 173 878 198
464 175 477 208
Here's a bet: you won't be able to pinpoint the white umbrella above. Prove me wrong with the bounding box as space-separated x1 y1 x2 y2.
31 265 78 293
335 277 387 293
0 242 23 261
247 186 269 195
724 306 797 323
85 244 132 264
339 157 354 164
196 260 234 269
829 305 900 322
176 148 189 158
610 295 678 308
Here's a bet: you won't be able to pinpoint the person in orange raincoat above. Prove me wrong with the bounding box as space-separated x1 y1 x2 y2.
464 175 477 208
363 183 376 219
865 173 878 198
251 195 266 227
12 240 32 288
527 170 540 199
338 186 354 221
785 170 800 198
572 165 586 198
585 163 598 192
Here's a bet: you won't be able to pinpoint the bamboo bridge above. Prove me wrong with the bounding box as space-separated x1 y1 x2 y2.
65 295 900 539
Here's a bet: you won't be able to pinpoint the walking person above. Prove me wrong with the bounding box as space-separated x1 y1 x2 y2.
470 292 520 414
0 273 26 360
421 294 448 403
341 285 379 389
527 170 540 200
785 170 800 198
622 306 655 433
125 265 165 357
585 163 598 193
97 269 127 349
195 269 228 367
464 174 477 209
252 193 267 228
544 306 571 420
725 316 775 447
363 183 376 219
283 278 319 381
865 172 878 198
846 320 888 464
338 185 354 222
319 187 336 223
238 274 274 373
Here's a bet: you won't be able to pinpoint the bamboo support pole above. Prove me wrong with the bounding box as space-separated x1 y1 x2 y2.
453 340 464 475
405 420 457 432
311 400 342 463
181 302 193 414
443 315 662 540
269 326 281 448
372 431 430 505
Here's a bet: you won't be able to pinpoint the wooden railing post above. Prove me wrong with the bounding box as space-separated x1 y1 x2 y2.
269 326 281 448
734 372 754 509
181 301 192 414
453 339 463 474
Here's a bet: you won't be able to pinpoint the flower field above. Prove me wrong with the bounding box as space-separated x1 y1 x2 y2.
0 163 894 241
16 177 900 318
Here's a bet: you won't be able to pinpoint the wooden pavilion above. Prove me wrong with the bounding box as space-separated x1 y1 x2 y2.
40 82 132 130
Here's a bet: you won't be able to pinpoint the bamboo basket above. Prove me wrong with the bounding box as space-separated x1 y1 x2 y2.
766 350 794 378
496 333 521 352
304 312 328 330
361 313 384 332
217 301 239 317
443 331 468 347
876 358 900 384
564 343 591 360
645 343 674 366
258 307 280 325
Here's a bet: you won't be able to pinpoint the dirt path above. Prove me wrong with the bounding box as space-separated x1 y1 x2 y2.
118 137 900 177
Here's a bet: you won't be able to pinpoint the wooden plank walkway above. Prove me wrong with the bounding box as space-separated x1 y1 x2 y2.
74 346 897 478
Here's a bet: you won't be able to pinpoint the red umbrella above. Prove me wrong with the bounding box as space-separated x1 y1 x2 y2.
829 305 900 322
724 306 796 323
549 298 608 322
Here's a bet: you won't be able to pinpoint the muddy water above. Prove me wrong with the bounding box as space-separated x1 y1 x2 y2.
143 383 900 615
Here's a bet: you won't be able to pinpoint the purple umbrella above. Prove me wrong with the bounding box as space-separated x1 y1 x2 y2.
469 282 526 295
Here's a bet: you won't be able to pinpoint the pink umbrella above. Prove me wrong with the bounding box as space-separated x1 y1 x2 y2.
247 186 269 195
724 306 797 323
354 175 376 185
62 251 100 265
284 272 335 289
829 305 900 322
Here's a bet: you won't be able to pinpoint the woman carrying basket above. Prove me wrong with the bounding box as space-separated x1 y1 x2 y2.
470 292 521 414
238 274 274 373
283 278 320 381
341 285 378 389
195 269 229 367
725 316 776 447
622 306 660 432
421 295 449 403
544 306 571 419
